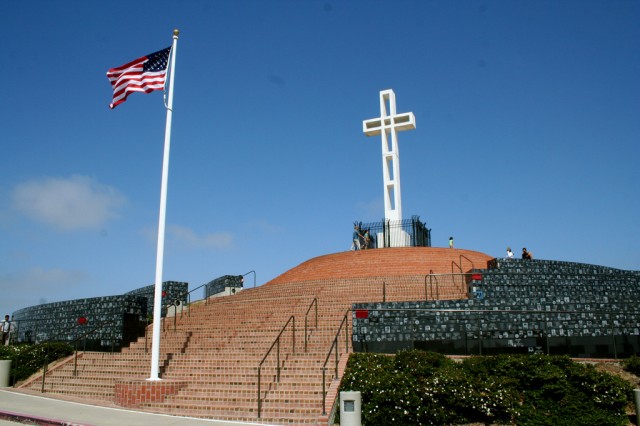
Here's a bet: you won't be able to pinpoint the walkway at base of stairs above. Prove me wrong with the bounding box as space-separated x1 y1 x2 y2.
0 389 276 426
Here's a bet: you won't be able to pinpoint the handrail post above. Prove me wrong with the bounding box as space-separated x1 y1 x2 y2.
74 339 79 376
345 313 349 354
304 298 318 353
320 310 350 419
424 275 428 300
257 367 262 418
334 337 339 377
145 319 149 354
243 270 257 288
304 316 308 352
276 339 280 382
256 315 296 417
322 367 327 415
41 350 49 393
459 254 474 272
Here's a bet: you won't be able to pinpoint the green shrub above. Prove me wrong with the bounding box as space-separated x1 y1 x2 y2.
337 350 633 426
622 355 640 377
394 348 454 378
0 342 74 385
469 355 632 426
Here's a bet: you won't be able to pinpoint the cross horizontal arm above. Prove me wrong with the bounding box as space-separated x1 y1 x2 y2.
363 112 416 136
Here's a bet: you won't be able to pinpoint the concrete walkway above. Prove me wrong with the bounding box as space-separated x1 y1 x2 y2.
0 389 274 426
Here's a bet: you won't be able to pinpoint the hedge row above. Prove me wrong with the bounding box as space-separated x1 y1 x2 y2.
338 350 633 425
0 342 74 385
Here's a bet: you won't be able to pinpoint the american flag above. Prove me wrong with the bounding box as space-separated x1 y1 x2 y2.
107 47 171 109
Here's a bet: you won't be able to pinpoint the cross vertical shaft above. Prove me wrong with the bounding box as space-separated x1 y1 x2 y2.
363 89 416 222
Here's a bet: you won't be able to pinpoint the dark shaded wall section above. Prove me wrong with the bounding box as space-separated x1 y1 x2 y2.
352 259 640 358
12 281 188 351
125 281 188 318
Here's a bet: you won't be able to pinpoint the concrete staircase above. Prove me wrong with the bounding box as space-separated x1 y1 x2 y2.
18 247 492 424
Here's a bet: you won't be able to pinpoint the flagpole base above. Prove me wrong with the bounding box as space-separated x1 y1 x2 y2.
114 379 187 408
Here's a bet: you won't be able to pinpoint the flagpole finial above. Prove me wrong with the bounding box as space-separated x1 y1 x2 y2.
173 29 180 37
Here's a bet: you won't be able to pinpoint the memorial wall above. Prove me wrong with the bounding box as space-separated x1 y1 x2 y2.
12 281 188 351
352 259 640 358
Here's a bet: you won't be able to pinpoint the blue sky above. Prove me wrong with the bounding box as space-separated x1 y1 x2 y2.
1 1 638 317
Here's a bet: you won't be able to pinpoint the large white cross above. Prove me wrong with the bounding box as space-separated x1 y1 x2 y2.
363 89 416 222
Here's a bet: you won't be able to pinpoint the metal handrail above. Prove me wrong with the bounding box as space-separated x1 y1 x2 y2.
424 270 438 300
40 318 117 392
321 309 350 416
166 272 255 323
427 272 479 301
451 260 462 274
71 319 118 376
459 254 474 271
160 283 209 337
175 282 208 313
257 315 295 419
456 256 474 293
243 270 257 288
304 298 318 352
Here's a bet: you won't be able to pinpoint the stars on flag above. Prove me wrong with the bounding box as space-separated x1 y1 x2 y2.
107 47 171 109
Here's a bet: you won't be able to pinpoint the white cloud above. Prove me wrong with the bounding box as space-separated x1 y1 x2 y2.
168 224 234 249
11 175 126 231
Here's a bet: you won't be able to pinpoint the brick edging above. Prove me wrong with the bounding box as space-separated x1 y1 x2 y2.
114 379 187 408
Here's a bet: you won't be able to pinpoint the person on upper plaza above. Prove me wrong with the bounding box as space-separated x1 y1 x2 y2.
449 237 454 249
1 315 14 346
362 229 371 249
506 247 514 258
522 247 533 260
351 225 363 250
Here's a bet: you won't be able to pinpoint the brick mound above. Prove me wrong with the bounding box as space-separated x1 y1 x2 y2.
267 247 494 285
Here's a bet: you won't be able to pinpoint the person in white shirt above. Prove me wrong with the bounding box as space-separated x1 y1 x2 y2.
1 315 14 346
506 247 514 258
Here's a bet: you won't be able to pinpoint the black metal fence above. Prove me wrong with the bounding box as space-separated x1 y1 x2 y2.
356 215 431 248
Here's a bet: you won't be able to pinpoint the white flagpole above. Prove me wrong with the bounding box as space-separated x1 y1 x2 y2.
149 29 179 381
